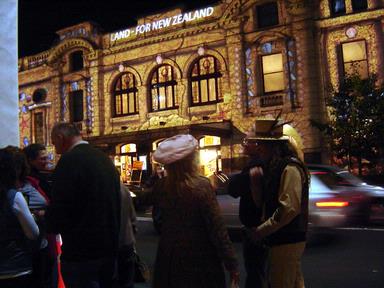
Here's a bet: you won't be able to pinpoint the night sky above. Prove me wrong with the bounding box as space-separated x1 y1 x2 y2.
19 0 219 58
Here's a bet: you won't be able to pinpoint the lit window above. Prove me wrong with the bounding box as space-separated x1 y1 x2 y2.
33 111 45 144
198 136 222 176
199 135 221 148
261 53 284 93
121 143 137 153
256 2 278 28
190 56 222 106
113 72 138 117
342 40 368 79
330 0 346 15
150 64 178 111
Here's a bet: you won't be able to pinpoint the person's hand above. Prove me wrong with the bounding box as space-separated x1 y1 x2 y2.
243 227 263 243
31 209 45 219
249 166 264 206
249 166 263 181
230 270 240 288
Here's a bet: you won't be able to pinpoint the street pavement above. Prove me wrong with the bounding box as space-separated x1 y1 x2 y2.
133 217 384 288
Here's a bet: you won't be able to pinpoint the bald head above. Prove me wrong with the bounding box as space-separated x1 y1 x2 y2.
51 123 82 154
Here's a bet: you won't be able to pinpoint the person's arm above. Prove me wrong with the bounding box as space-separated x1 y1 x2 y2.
227 171 249 198
254 164 303 238
13 192 39 240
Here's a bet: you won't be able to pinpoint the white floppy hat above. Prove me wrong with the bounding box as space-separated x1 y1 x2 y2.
153 134 198 165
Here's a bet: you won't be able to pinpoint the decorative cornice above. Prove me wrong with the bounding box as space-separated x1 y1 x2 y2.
47 37 96 65
316 9 384 29
219 0 242 27
103 22 221 56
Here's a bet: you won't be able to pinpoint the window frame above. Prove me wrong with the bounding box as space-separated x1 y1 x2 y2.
189 55 223 107
149 64 178 112
341 40 369 79
69 50 84 72
69 90 84 123
256 1 279 29
260 52 285 94
351 0 368 12
113 72 139 117
330 0 346 16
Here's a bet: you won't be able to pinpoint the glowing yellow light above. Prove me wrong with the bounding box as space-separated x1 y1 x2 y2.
316 201 349 207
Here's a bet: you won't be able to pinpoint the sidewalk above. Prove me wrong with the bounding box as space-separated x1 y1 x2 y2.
135 282 150 288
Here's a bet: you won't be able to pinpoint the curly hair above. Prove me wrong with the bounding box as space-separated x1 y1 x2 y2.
0 147 21 213
23 143 46 161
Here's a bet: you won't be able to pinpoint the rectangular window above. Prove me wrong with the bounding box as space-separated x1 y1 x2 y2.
330 0 346 15
342 40 368 79
352 0 367 12
262 53 284 93
33 112 44 144
329 0 346 16
122 93 128 114
257 2 278 28
70 90 84 122
115 95 122 115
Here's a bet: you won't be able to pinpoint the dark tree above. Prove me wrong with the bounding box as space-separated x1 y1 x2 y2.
312 74 384 175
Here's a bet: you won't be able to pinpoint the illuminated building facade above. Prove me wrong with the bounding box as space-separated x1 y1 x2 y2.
18 0 384 181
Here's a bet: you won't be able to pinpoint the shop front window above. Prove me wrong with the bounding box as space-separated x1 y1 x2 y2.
198 136 222 176
114 143 138 183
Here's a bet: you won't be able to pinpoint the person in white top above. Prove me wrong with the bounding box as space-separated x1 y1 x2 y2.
0 146 39 287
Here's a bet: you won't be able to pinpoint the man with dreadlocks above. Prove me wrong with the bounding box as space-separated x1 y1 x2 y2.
236 118 309 288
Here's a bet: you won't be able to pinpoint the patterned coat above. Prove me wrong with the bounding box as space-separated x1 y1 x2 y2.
141 176 238 288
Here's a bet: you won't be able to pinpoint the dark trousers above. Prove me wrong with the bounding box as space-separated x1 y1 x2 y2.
61 256 115 288
31 246 57 288
0 274 33 288
117 244 135 288
243 235 269 288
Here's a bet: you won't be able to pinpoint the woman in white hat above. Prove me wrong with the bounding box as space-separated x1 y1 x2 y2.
139 134 239 288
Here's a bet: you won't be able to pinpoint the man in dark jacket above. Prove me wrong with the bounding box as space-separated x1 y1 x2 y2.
242 119 309 288
46 123 120 288
227 147 268 288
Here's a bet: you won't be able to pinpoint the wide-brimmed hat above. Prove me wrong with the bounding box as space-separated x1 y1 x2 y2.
247 119 289 141
153 134 198 165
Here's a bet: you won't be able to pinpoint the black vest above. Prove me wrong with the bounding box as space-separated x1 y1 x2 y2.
227 159 264 227
263 157 309 246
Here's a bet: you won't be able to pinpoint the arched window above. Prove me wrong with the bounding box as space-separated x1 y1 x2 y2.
190 56 222 106
150 64 178 111
113 72 139 117
69 50 83 72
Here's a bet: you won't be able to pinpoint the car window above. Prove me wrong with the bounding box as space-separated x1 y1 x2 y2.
309 174 330 193
310 170 359 188
336 171 364 186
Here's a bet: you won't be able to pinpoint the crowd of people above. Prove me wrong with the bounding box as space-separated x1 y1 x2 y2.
0 119 309 288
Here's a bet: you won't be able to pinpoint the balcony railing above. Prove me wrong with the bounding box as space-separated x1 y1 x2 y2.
260 94 283 107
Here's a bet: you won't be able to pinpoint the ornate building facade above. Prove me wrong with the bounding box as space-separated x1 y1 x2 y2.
18 0 384 181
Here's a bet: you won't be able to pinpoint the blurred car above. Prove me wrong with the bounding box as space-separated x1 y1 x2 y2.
307 164 384 228
215 165 384 230
137 165 384 232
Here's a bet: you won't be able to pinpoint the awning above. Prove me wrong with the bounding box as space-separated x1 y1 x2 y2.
85 120 233 150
